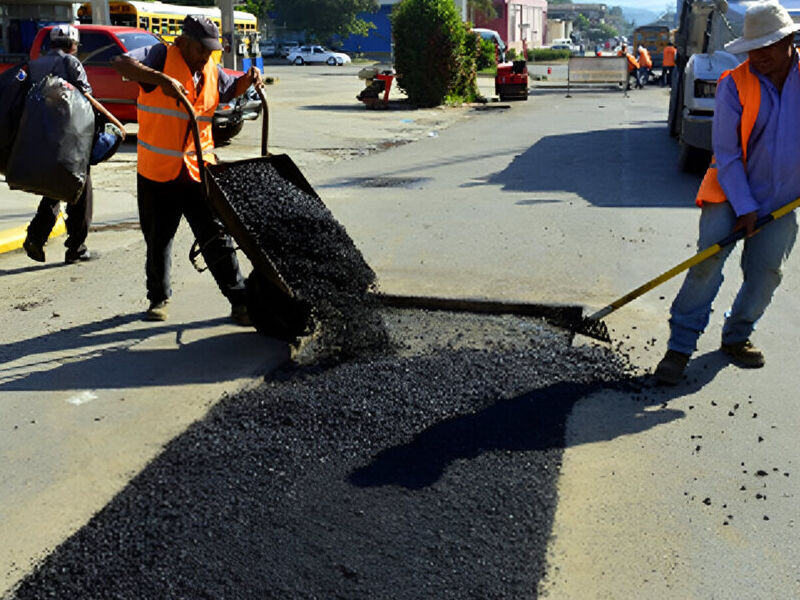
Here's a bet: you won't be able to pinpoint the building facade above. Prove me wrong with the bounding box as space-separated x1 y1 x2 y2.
0 0 110 54
474 0 548 52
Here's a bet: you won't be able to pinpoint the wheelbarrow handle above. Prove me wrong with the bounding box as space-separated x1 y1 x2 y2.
174 91 208 195
255 83 269 157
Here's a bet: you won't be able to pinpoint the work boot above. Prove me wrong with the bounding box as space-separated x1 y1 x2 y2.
23 237 45 263
653 349 690 385
65 245 92 264
145 299 169 322
720 339 765 368
230 304 252 327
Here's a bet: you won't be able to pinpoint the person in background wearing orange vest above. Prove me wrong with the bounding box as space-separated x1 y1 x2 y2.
619 44 639 90
654 1 800 384
111 15 261 323
662 41 677 87
637 45 653 87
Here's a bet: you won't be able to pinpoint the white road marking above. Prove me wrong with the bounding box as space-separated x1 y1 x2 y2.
66 391 98 406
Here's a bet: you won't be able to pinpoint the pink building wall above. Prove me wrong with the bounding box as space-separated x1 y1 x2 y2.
474 0 548 51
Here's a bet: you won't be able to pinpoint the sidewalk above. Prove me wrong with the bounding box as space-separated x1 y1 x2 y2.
0 181 66 254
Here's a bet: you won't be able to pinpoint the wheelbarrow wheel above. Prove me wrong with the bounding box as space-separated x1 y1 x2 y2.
245 271 311 342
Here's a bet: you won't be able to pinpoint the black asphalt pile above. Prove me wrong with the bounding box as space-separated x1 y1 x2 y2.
12 311 636 600
213 159 387 358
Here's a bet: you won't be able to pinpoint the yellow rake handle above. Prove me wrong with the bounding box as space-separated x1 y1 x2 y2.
587 196 800 322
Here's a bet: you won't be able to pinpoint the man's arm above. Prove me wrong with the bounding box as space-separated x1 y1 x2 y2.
111 54 187 100
64 54 93 95
218 65 263 103
713 74 759 235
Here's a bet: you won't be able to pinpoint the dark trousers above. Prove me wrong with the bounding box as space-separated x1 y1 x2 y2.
27 171 93 251
662 66 674 87
137 173 246 306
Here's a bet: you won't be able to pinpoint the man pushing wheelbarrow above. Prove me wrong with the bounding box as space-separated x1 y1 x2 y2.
112 14 262 324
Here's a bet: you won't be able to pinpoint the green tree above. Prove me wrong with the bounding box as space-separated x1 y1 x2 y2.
271 0 379 40
238 0 274 19
573 13 590 30
392 0 478 106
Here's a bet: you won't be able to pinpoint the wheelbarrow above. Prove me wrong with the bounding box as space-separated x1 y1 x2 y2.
177 85 314 342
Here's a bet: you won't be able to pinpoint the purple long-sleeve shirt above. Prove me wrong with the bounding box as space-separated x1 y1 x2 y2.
714 54 800 218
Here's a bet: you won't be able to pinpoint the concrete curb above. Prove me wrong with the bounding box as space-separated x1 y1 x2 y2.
0 214 66 255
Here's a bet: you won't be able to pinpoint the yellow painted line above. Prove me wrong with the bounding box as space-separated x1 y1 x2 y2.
0 214 66 255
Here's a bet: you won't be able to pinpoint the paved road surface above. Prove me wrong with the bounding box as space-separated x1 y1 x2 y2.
1 67 798 598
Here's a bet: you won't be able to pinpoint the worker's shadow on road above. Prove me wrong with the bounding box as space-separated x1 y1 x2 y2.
0 313 286 391
349 351 727 490
467 125 703 208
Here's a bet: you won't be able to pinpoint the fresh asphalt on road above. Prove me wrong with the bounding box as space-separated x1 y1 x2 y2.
2 66 799 598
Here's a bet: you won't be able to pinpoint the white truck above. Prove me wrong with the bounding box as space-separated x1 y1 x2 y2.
668 0 800 172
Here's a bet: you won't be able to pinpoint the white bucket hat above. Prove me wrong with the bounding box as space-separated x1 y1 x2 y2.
724 1 800 54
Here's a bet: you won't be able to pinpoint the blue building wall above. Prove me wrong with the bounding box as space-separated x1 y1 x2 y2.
340 5 393 55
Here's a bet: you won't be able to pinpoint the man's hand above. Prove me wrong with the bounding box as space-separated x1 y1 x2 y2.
732 210 759 238
159 74 187 99
246 66 263 88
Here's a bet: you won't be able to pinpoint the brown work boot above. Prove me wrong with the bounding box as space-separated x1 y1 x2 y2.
720 339 765 368
145 300 169 322
653 349 690 385
230 304 252 327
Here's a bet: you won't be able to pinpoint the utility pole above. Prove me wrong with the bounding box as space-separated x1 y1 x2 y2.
217 0 237 70
90 0 110 25
455 0 467 21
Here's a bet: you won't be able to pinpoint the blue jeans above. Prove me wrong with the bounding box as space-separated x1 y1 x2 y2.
668 202 798 355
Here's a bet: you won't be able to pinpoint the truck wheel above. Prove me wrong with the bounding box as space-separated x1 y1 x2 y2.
245 271 311 342
677 141 710 174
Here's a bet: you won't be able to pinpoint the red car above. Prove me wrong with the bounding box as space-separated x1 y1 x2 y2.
0 25 258 143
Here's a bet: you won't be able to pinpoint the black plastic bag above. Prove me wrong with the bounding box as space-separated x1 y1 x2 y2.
0 62 31 174
5 75 94 203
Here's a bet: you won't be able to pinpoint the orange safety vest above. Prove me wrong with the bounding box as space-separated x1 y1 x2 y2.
137 44 219 183
663 45 676 68
638 47 652 69
695 60 762 206
626 53 639 73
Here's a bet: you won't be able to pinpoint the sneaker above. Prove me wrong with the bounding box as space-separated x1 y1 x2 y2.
654 349 690 385
65 246 92 264
145 300 169 321
720 339 765 368
230 304 252 326
23 237 45 263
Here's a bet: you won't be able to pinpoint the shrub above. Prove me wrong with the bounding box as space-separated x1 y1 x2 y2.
506 47 517 61
527 48 572 62
392 0 479 106
475 37 497 70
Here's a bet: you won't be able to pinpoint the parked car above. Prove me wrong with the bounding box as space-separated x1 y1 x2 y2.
260 40 277 57
0 25 261 145
472 28 506 62
286 45 351 66
278 41 300 58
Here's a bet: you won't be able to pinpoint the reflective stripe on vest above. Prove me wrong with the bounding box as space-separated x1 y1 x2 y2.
136 44 219 183
695 59 780 207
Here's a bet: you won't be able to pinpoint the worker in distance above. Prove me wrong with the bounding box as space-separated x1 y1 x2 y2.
112 15 262 324
655 1 800 384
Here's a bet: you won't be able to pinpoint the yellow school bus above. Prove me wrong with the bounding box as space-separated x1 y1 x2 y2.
77 1 259 60
631 25 670 68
